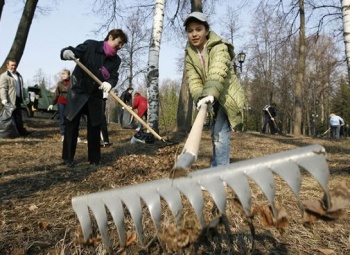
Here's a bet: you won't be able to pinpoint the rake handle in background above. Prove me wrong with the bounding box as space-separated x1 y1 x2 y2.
266 108 282 134
73 58 165 142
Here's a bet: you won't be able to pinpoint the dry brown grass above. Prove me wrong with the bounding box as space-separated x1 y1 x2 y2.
0 118 349 254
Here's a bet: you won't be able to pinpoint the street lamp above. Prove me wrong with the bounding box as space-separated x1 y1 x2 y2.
237 51 246 72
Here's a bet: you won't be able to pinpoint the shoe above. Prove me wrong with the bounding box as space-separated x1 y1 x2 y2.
101 142 113 147
20 130 33 137
31 106 37 111
62 160 74 168
130 136 145 144
136 127 141 132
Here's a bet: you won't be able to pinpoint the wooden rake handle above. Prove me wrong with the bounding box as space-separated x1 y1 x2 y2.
73 58 164 142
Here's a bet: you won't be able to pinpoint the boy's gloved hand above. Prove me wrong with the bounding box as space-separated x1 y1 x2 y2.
196 95 214 110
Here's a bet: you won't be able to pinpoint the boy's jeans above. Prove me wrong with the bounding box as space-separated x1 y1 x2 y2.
211 106 231 167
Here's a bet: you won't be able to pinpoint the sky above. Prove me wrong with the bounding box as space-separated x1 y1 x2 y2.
0 1 250 89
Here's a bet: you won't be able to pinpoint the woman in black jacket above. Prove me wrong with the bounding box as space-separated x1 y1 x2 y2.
60 29 128 167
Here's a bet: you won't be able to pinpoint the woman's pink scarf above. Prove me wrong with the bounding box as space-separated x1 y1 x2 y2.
103 41 116 57
100 41 118 80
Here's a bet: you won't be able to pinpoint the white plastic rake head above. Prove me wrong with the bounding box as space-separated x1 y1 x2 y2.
71 144 330 248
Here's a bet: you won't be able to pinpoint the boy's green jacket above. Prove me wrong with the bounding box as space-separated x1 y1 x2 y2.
185 31 245 128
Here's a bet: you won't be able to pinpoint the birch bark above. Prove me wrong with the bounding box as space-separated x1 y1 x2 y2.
341 0 350 82
146 0 166 133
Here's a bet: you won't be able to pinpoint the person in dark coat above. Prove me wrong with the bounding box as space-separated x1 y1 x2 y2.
60 29 128 167
261 103 277 134
119 87 133 126
0 58 31 136
120 87 134 105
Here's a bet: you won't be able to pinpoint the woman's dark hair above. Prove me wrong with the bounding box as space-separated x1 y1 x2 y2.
104 29 128 44
185 18 210 31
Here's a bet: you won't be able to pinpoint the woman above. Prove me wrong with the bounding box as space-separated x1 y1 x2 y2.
60 29 128 167
48 69 71 141
184 12 245 167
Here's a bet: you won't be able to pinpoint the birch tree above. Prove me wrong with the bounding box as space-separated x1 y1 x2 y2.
341 0 350 82
147 0 166 132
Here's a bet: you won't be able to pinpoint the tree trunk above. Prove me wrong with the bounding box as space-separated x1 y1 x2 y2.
146 0 166 133
0 0 5 21
293 0 306 136
0 0 39 73
176 61 193 132
176 0 203 132
341 0 350 83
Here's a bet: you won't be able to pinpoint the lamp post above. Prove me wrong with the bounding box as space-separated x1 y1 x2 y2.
243 105 251 131
233 51 246 75
237 51 246 73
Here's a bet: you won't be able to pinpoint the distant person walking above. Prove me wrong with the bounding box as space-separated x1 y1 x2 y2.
0 58 32 136
329 113 344 139
60 28 128 167
261 103 277 134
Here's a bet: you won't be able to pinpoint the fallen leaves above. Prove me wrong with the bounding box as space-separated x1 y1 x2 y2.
303 184 350 224
318 248 336 255
73 226 102 247
252 203 289 232
28 204 38 211
157 215 201 252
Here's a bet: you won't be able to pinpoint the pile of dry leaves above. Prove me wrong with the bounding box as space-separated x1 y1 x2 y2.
0 118 349 254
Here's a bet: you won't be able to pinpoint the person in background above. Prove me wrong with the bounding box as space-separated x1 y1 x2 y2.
132 92 148 131
120 87 134 105
0 58 32 136
119 87 133 124
29 90 40 111
184 12 245 167
60 28 128 167
100 91 112 147
261 103 277 134
329 113 344 139
48 69 77 142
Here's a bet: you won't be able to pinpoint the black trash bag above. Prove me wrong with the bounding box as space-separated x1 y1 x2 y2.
0 104 18 138
120 108 135 129
133 129 155 144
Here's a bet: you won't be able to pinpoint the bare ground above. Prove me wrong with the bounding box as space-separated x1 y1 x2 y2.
0 118 349 255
